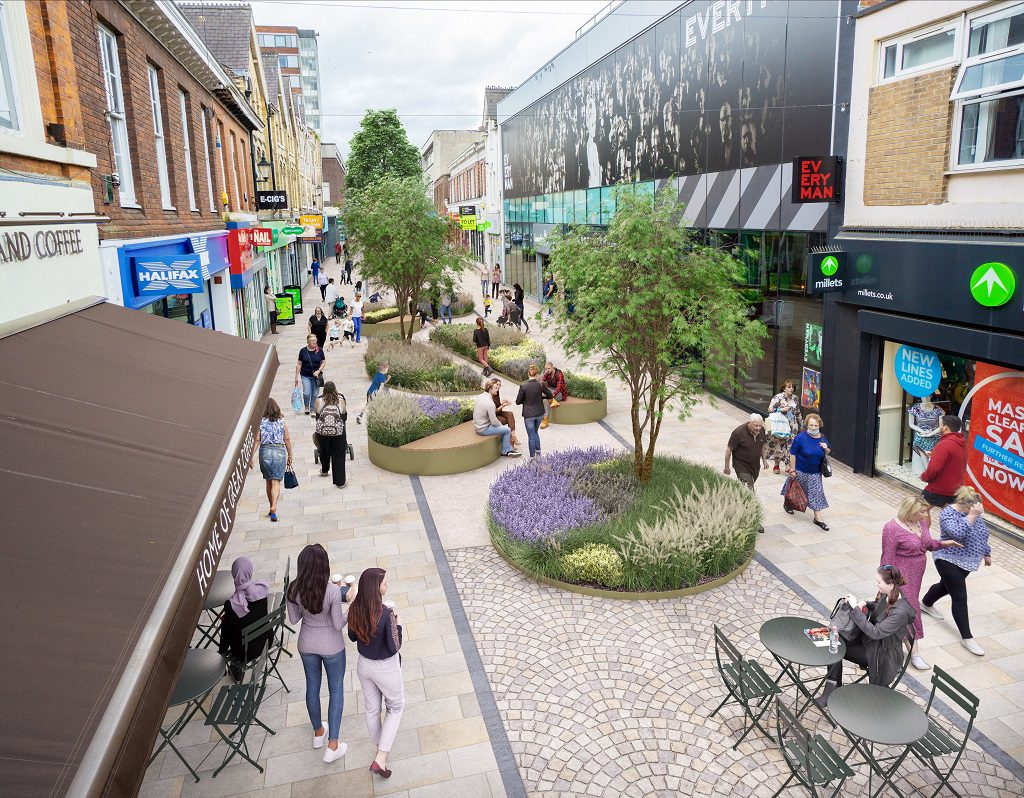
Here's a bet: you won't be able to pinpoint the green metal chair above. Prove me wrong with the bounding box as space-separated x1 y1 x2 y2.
275 555 295 657
238 603 289 693
204 641 276 776
851 623 914 689
909 665 980 798
772 699 854 798
711 624 781 749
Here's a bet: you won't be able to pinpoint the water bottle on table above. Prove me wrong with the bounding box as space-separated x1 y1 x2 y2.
829 625 839 654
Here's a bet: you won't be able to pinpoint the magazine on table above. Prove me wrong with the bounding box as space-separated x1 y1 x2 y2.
803 626 831 647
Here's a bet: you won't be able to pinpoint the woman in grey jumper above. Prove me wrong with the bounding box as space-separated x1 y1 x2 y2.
516 364 553 458
286 543 355 763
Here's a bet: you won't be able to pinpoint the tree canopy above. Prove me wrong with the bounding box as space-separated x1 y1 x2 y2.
345 109 422 192
548 186 766 482
343 175 466 342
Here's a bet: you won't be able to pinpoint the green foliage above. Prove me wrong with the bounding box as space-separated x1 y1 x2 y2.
548 186 766 482
491 456 757 592
363 305 400 323
570 464 638 516
450 292 476 317
364 338 479 393
343 175 469 341
564 372 607 400
559 544 625 588
365 392 473 448
429 323 544 380
345 109 421 193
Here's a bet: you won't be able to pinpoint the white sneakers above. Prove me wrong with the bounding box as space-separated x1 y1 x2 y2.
323 741 348 763
313 726 326 749
920 603 944 620
910 654 930 671
962 638 985 656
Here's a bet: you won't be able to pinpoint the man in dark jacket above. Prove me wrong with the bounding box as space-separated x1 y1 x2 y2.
920 415 968 507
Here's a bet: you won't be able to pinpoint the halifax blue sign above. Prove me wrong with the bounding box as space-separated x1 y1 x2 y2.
133 254 204 296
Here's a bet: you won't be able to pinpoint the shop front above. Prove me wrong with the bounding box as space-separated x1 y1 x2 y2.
256 220 305 293
227 224 270 341
824 234 1024 539
107 231 233 332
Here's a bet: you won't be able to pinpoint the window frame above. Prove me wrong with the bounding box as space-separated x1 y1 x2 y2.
147 64 174 210
199 105 216 211
877 23 960 83
0 0 22 135
178 90 198 212
98 26 136 207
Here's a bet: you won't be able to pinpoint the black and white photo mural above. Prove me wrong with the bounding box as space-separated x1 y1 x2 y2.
502 0 842 225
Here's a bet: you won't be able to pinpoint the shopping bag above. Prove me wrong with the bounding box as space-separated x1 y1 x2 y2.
783 476 808 513
291 386 304 413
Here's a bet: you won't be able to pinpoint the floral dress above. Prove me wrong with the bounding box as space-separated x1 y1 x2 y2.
909 402 943 454
880 519 941 641
764 391 801 463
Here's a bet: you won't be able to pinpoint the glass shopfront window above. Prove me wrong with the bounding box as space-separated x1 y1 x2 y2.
139 282 216 327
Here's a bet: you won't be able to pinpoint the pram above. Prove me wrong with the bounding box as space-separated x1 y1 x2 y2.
312 396 355 463
331 297 347 319
496 303 523 329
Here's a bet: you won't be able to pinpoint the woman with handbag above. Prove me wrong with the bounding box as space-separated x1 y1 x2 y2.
250 398 293 523
881 496 963 671
308 306 329 349
783 413 831 530
348 568 404 779
295 334 327 415
313 381 348 489
820 565 916 705
764 380 801 474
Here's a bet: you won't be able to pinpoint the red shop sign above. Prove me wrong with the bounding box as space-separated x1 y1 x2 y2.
227 228 252 275
251 227 273 248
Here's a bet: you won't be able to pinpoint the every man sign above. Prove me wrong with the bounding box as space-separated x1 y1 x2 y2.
792 156 842 203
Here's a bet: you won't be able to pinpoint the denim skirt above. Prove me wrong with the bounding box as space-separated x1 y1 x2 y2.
259 444 287 481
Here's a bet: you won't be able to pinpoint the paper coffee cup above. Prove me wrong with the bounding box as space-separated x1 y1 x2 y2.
383 599 395 609
331 573 343 584
345 574 355 585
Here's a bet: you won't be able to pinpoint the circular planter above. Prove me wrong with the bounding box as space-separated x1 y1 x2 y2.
549 395 607 425
491 529 754 600
389 385 479 398
368 424 501 476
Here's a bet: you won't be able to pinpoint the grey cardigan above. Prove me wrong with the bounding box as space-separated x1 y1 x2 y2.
849 594 916 687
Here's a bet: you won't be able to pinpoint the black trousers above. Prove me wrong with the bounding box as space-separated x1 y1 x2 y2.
923 559 973 639
922 489 956 507
491 282 499 299
318 433 347 487
827 638 868 684
320 284 328 301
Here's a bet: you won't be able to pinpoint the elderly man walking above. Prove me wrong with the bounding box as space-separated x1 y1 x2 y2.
725 413 769 533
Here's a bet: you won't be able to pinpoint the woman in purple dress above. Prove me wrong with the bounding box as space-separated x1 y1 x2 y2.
880 496 962 671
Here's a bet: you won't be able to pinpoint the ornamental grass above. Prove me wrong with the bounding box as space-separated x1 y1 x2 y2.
365 392 473 448
365 338 480 393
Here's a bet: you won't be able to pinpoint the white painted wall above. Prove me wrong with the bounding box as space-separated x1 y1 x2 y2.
845 0 1024 228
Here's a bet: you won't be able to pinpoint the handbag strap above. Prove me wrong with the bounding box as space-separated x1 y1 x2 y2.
830 598 845 619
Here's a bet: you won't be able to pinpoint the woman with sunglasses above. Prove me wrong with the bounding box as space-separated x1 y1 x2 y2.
820 565 915 706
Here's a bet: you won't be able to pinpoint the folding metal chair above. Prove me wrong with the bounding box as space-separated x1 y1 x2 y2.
909 666 980 798
276 555 296 649
772 699 854 798
204 642 276 776
239 604 289 693
852 623 914 689
710 624 781 748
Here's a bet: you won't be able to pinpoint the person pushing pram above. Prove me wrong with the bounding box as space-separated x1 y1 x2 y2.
496 288 527 331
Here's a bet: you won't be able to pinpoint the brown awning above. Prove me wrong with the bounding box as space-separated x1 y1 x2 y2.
0 299 278 797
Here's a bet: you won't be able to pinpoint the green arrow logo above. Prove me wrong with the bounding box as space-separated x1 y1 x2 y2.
970 262 1015 307
281 226 304 235
820 255 839 276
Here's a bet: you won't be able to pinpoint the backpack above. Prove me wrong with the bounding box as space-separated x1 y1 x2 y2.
316 402 345 436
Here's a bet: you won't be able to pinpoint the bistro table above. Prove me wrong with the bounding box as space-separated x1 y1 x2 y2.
759 616 845 725
194 570 235 649
148 648 227 782
829 683 929 798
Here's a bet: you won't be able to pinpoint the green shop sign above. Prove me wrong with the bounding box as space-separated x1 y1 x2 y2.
275 293 295 324
808 252 847 295
281 226 304 235
969 262 1016 308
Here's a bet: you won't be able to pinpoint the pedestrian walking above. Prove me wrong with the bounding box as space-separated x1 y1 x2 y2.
473 317 491 375
516 364 552 458
357 363 390 424
345 258 353 285
784 413 831 530
308 306 329 349
439 291 453 324
250 398 293 522
880 496 963 671
490 378 520 450
219 556 272 682
491 263 501 299
317 267 329 301
313 381 348 489
263 285 278 335
920 415 967 508
286 543 354 764
542 272 557 316
350 292 364 342
347 568 405 779
724 413 768 534
295 334 326 414
480 264 490 298
324 277 339 313
512 283 529 333
475 379 520 456
764 381 801 473
335 240 342 264
311 256 321 289
921 486 992 656
540 361 567 429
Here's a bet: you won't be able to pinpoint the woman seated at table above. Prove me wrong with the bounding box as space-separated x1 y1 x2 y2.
219 556 273 682
821 565 916 704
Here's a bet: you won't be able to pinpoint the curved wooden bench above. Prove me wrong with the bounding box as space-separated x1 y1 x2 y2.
367 420 501 476
549 395 607 425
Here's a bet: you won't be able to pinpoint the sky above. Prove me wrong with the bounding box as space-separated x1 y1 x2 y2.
249 0 612 158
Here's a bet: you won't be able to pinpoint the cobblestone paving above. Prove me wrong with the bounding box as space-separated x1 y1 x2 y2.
448 546 1022 797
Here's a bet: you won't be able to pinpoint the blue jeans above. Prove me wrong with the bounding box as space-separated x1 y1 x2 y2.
440 305 453 323
300 649 346 741
524 416 542 457
481 280 489 296
478 423 512 454
301 375 318 411
353 316 362 342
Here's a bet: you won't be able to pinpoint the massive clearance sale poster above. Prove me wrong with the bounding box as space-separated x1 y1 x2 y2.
964 361 1024 527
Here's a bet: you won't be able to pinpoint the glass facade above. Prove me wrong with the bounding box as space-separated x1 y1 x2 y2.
139 282 216 328
233 269 268 341
503 221 537 297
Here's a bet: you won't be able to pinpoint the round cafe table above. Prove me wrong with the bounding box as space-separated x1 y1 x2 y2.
759 616 845 724
829 683 928 798
195 570 235 649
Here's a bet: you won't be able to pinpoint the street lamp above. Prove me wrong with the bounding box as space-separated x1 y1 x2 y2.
256 155 272 185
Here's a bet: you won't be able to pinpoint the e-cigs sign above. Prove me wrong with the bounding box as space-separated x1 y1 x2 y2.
792 156 842 204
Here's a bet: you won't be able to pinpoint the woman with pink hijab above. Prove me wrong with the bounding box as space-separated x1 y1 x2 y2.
219 556 272 682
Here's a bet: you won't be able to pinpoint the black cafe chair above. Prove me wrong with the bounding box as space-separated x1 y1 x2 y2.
710 624 781 749
909 666 980 798
205 642 276 776
772 698 853 798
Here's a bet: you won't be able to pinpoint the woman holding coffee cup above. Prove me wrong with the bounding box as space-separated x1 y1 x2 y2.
347 567 404 779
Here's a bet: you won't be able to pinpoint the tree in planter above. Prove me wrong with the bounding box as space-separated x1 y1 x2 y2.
548 185 765 483
343 175 467 342
345 109 421 192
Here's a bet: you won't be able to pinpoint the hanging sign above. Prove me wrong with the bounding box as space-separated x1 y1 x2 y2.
791 156 842 203
299 214 323 229
281 226 304 235
256 191 288 210
251 227 274 247
807 252 847 295
963 362 1024 525
894 346 943 398
459 205 477 230
133 254 203 296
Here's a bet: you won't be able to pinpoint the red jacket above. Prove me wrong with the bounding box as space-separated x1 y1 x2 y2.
920 432 967 495
542 368 567 399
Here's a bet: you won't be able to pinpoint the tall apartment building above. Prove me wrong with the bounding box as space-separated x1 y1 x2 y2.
256 25 322 135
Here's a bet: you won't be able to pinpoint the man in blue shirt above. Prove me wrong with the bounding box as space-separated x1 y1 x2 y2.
543 273 557 316
356 363 390 424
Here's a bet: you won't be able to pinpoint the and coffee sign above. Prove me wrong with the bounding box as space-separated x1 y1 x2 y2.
792 156 842 203
133 254 203 295
0 227 86 263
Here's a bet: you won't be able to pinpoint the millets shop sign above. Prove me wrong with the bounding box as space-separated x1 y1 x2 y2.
0 227 86 263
